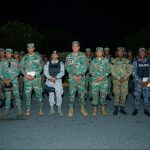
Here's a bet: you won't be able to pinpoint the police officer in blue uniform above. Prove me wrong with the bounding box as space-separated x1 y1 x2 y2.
132 48 150 116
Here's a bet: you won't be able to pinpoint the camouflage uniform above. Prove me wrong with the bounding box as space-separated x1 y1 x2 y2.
90 56 110 106
65 52 88 107
21 45 44 114
0 49 22 115
111 51 132 112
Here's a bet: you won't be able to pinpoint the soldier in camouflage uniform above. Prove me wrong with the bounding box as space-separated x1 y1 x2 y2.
0 49 22 117
132 48 150 116
0 48 6 108
65 41 88 117
104 47 113 100
111 47 132 115
85 48 93 100
21 43 44 116
90 47 110 116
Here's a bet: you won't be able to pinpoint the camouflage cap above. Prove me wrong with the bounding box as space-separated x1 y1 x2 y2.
117 47 125 52
27 43 34 49
0 48 5 52
72 41 80 46
104 47 110 51
86 48 91 52
96 47 103 52
138 47 146 53
6 48 13 53
14 51 19 55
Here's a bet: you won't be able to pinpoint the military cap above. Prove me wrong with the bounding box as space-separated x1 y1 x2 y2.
6 48 13 53
104 47 110 51
0 48 5 52
138 48 146 53
117 47 125 52
72 41 80 46
14 51 19 55
96 47 103 52
27 43 34 49
86 48 91 52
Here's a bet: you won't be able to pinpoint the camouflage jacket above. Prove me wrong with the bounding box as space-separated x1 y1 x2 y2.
65 52 88 77
89 57 111 82
0 58 20 80
111 57 132 81
21 52 44 77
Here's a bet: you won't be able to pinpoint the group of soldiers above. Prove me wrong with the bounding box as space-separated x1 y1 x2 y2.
0 41 150 118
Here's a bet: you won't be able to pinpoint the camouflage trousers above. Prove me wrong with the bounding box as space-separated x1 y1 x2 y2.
0 79 5 99
68 77 86 107
134 81 150 110
113 80 128 107
85 72 92 98
91 80 108 106
5 78 21 110
24 76 43 111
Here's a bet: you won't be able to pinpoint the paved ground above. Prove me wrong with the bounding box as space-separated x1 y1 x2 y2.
0 87 150 149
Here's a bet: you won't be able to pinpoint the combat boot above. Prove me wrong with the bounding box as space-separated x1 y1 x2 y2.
144 109 150 116
132 109 138 116
25 109 31 116
92 106 97 117
101 106 108 115
80 106 88 117
58 106 63 117
68 107 74 117
120 106 127 115
38 110 44 116
113 106 118 115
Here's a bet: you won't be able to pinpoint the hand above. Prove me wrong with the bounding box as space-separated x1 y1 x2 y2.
4 79 11 86
142 81 149 87
50 77 56 83
25 74 32 81
73 75 81 83
30 76 35 80
119 77 125 83
97 77 103 82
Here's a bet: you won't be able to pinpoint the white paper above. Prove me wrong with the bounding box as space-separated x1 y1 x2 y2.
27 72 35 76
143 78 150 87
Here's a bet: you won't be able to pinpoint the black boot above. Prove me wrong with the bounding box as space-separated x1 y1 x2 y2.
0 99 5 108
144 109 150 116
113 106 118 115
120 106 127 115
132 109 138 116
10 99 14 109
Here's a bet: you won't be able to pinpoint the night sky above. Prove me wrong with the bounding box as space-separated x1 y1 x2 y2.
0 0 150 50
